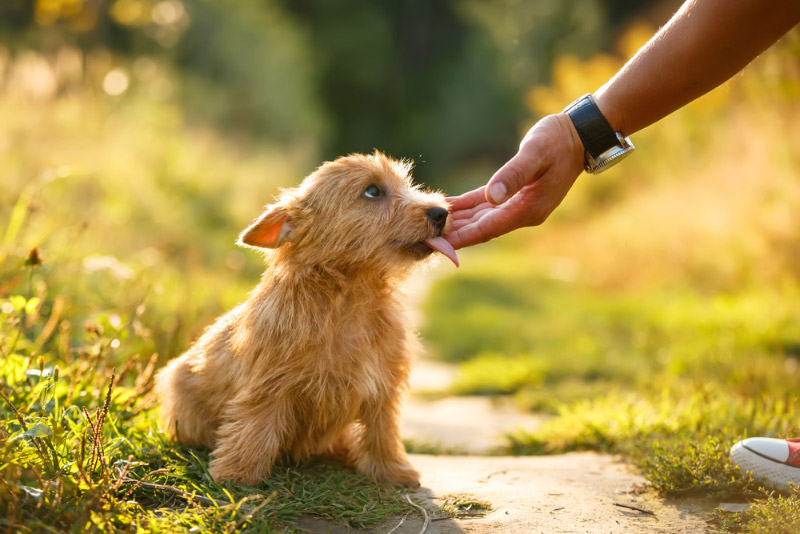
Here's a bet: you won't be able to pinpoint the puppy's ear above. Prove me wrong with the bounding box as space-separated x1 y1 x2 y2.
237 204 295 249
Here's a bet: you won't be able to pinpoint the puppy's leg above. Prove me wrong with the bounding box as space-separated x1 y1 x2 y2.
154 356 216 448
351 395 420 487
207 395 289 485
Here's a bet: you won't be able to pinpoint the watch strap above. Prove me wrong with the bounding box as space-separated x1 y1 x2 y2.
564 94 620 160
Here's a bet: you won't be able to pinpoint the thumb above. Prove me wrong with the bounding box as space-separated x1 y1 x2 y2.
485 152 542 205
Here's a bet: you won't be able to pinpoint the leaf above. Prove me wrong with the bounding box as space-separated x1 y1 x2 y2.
25 297 41 315
8 295 26 313
112 459 147 469
19 485 43 499
6 430 24 442
9 422 52 441
22 422 52 438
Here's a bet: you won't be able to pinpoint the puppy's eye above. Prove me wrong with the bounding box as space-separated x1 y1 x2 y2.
363 184 384 199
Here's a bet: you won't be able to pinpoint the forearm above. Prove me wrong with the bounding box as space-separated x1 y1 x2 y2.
595 0 800 135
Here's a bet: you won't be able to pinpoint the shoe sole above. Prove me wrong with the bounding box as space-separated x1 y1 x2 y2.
730 441 800 492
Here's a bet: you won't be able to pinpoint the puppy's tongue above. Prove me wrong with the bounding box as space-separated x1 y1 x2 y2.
425 236 459 267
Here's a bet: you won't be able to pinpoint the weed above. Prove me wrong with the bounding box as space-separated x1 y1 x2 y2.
438 494 493 518
713 490 800 534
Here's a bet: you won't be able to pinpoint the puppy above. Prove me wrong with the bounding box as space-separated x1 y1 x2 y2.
154 152 458 486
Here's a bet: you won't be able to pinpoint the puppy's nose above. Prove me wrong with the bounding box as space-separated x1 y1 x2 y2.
427 206 448 232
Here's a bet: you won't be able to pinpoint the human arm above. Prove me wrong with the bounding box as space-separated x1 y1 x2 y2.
595 0 800 134
445 0 800 250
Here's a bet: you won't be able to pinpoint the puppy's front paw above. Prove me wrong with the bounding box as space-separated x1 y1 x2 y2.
208 457 267 486
376 462 421 488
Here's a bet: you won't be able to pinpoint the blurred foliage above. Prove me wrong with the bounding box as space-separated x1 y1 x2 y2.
1 0 326 146
0 76 305 361
426 275 800 409
0 0 668 185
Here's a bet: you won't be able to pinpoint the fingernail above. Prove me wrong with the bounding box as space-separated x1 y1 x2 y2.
488 182 507 204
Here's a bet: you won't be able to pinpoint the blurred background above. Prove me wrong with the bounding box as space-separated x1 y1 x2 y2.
2 0 800 481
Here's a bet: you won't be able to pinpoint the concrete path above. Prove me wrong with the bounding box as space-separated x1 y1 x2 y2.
404 359 543 454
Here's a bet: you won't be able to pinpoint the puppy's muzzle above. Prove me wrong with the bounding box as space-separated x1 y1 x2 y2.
426 207 448 234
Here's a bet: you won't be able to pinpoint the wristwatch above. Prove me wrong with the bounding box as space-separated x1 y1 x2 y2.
563 94 634 174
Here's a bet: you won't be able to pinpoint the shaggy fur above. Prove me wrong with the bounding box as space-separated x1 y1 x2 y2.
154 152 450 486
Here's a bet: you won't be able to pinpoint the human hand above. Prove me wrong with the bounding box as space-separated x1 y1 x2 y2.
444 113 586 249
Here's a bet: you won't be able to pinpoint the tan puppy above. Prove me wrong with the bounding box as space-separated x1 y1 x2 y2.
154 152 458 486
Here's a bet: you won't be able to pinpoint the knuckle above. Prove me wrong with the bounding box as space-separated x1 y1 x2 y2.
528 208 550 226
504 163 529 189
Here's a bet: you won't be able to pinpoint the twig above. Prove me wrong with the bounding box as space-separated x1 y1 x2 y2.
120 478 232 507
404 494 430 534
134 353 159 395
385 515 406 534
111 455 134 493
118 468 170 502
93 372 115 473
0 388 29 432
613 502 656 516
81 406 98 472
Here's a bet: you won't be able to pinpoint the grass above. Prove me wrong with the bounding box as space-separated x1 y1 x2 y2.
713 492 800 534
424 271 800 503
438 494 492 519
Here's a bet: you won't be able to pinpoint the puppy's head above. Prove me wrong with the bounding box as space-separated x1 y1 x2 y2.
238 152 458 272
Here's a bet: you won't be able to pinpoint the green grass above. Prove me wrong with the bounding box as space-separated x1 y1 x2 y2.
713 492 800 534
0 266 422 532
438 494 493 519
424 273 800 410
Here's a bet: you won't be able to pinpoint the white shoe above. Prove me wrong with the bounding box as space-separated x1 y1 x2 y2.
730 437 800 491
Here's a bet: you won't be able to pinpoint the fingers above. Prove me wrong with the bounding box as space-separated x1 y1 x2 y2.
449 201 494 222
446 186 487 211
444 222 489 250
444 201 525 249
445 114 583 248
